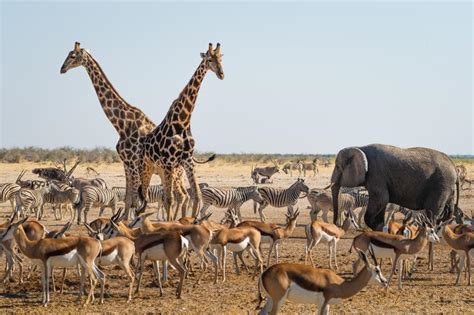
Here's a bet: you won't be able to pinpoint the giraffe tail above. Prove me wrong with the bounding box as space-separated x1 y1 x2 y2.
193 154 216 164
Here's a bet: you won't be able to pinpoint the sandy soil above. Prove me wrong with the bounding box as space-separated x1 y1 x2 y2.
0 162 473 314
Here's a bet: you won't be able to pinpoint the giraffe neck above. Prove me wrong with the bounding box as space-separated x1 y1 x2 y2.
81 52 138 135
164 59 209 130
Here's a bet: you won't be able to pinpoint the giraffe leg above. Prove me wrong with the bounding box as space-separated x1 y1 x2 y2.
123 164 134 220
183 160 202 218
163 170 176 221
175 176 188 219
134 160 153 218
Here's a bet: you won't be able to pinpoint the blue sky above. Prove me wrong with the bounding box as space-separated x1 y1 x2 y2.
1 1 472 154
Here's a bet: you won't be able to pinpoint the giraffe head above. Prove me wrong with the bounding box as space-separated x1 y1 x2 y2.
60 42 86 74
200 43 224 80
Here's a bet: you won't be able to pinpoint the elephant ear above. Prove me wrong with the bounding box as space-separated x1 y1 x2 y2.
340 147 368 187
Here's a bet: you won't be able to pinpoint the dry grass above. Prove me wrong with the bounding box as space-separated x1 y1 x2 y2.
0 162 473 313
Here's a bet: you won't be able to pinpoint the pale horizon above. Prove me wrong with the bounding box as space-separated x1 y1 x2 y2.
1 2 473 155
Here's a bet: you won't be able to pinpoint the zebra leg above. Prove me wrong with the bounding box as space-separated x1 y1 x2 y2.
258 202 268 222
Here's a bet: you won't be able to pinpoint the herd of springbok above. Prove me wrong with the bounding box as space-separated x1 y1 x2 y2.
0 165 473 314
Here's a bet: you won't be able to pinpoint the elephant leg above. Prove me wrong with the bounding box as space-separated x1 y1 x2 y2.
364 192 389 231
423 188 452 223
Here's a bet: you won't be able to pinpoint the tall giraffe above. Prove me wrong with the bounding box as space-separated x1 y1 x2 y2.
59 42 207 219
137 43 224 220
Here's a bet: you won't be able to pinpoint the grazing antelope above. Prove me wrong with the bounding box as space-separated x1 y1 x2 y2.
305 211 358 269
351 219 439 289
256 249 388 315
104 220 188 297
129 212 217 284
236 208 300 266
84 224 136 302
442 224 474 285
251 161 280 184
210 223 263 283
0 218 105 306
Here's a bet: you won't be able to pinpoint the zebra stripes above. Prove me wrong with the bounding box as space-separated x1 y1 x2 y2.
0 183 21 211
15 185 52 219
255 178 309 222
112 185 164 204
74 185 118 224
43 184 80 221
199 185 262 219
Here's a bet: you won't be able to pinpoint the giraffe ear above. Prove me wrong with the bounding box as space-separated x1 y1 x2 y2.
200 52 207 59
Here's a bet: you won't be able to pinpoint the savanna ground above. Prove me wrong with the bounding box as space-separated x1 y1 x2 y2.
0 161 473 314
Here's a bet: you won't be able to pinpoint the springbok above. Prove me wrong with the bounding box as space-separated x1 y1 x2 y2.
351 218 439 289
0 217 105 306
442 224 474 285
210 223 263 283
235 208 300 266
256 248 387 315
304 211 358 269
104 220 188 297
84 224 136 302
128 212 217 284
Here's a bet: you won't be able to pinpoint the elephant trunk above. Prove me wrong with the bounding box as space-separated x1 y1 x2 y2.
331 182 341 226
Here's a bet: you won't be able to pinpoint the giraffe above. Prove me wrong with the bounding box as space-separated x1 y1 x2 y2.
59 42 210 219
136 43 224 220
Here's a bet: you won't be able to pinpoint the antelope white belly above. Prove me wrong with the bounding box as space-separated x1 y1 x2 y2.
47 249 79 268
227 237 250 252
181 236 190 253
371 244 395 259
98 249 118 265
286 282 324 305
320 231 335 243
143 244 167 261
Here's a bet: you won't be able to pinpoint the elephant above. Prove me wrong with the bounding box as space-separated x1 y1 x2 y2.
330 144 459 231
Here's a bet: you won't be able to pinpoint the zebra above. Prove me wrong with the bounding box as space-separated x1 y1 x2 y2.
301 158 319 177
43 184 80 221
74 185 118 224
15 183 53 219
0 183 21 212
282 161 304 177
340 188 369 225
306 188 357 224
113 185 168 219
254 178 309 222
69 177 108 190
199 185 263 220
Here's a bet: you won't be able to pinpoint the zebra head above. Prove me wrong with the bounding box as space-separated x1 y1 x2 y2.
295 178 310 194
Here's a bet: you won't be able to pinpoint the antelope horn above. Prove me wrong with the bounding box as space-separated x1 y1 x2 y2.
65 160 81 179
